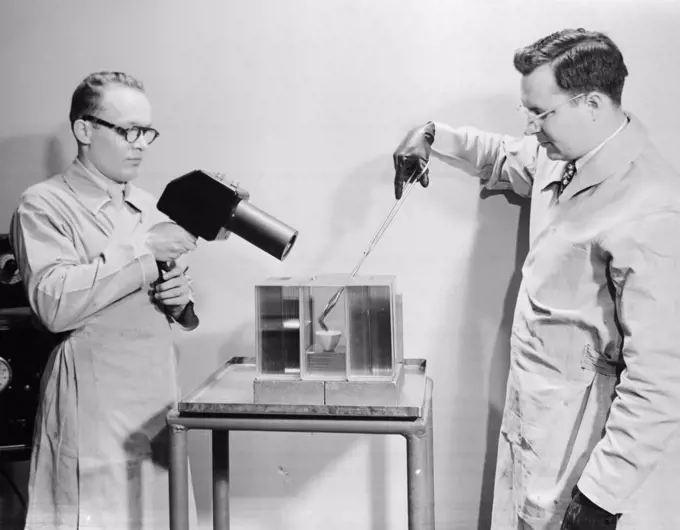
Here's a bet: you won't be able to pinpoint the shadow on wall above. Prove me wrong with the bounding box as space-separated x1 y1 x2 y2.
0 122 73 230
310 158 390 271
471 190 529 530
309 93 527 265
426 96 530 530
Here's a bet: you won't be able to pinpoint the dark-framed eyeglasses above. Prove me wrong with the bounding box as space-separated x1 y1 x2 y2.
82 115 160 145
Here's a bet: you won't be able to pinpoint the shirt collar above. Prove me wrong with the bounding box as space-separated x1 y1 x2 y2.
62 158 149 217
574 116 629 172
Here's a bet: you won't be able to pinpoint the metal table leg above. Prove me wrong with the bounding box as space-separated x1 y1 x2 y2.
406 430 430 530
213 431 230 530
425 380 435 525
169 424 190 530
405 378 435 530
168 368 434 529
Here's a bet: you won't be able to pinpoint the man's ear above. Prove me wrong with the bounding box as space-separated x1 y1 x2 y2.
72 119 92 145
585 92 607 120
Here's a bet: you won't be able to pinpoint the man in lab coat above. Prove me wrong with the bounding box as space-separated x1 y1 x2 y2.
10 71 200 529
393 28 680 529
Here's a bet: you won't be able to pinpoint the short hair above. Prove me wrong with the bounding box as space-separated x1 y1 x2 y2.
69 71 145 125
513 28 629 105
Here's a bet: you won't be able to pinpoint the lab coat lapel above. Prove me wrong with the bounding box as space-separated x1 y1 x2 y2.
61 160 116 237
61 159 148 238
559 114 648 202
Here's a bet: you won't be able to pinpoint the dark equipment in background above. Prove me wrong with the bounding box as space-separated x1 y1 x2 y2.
157 170 299 262
0 235 58 464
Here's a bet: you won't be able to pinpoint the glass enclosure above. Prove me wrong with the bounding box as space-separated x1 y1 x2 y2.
255 282 301 377
255 274 401 382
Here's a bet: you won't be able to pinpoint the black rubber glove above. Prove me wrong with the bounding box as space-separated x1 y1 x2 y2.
392 122 435 200
561 486 619 530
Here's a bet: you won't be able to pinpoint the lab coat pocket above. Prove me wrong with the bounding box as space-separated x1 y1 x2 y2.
523 374 595 461
581 343 619 377
503 367 599 522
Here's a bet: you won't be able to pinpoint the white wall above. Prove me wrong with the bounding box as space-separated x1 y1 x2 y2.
1 1 679 529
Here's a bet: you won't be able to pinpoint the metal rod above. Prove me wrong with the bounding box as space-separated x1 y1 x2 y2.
404 378 435 529
426 385 436 524
213 431 231 530
167 410 424 435
406 429 432 530
317 161 431 330
168 424 190 530
167 378 432 437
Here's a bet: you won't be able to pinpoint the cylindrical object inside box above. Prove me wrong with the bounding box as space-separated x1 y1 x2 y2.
230 201 298 261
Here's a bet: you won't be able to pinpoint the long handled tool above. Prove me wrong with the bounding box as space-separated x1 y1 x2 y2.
317 161 431 331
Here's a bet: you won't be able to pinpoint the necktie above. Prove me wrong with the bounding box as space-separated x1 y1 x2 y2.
558 161 577 196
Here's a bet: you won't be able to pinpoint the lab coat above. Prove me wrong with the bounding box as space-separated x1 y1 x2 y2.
432 115 680 529
10 159 198 530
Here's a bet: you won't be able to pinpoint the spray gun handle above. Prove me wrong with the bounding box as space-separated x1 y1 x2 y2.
155 260 200 330
157 260 175 273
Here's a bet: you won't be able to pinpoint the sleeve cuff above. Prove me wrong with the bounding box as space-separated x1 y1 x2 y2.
138 253 159 286
430 122 483 176
577 474 623 516
130 232 159 285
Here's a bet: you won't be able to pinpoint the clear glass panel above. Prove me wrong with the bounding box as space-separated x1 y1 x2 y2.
256 286 300 375
347 286 393 377
303 285 347 378
393 293 404 365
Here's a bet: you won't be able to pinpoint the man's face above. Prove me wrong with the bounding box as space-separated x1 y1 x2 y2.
520 64 591 161
85 85 153 183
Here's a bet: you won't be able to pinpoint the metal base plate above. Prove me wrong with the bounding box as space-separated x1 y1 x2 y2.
324 363 405 406
253 378 325 405
178 357 427 418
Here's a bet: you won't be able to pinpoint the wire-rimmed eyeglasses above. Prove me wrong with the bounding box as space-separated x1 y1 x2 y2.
82 115 160 145
517 93 586 131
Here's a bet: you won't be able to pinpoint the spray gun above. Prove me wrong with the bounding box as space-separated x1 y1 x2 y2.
157 170 299 261
155 170 299 328
156 165 422 335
